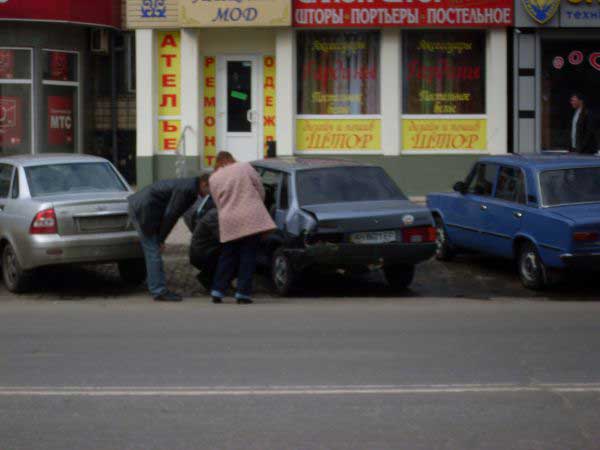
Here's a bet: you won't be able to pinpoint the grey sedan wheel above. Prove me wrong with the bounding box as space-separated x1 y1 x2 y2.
384 264 415 291
517 242 547 290
2 244 31 293
272 248 296 297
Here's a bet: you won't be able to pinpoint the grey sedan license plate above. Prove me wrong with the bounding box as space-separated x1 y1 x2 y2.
351 231 396 244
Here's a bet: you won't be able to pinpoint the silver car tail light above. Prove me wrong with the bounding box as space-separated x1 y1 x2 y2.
30 208 58 234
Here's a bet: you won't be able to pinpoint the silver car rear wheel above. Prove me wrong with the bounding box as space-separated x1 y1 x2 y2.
2 244 31 293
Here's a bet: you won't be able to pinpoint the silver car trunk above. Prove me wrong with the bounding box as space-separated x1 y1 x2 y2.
38 193 132 236
302 200 432 234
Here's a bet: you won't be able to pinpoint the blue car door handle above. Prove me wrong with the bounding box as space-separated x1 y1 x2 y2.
480 204 488 211
513 211 523 219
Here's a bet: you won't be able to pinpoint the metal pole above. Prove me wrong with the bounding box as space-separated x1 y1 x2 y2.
110 31 119 167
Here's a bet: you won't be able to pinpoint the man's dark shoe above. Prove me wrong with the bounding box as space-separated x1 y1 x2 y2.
236 298 253 305
212 296 223 304
154 291 182 302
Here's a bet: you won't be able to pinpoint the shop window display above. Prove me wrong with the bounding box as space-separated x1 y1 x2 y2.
0 48 32 155
403 31 486 115
42 51 78 153
297 31 380 115
542 42 600 152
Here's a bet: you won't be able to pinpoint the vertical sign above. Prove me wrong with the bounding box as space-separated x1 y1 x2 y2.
263 55 276 157
157 31 180 116
203 56 217 167
158 31 181 151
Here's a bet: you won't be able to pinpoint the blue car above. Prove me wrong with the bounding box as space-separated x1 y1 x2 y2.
427 155 600 289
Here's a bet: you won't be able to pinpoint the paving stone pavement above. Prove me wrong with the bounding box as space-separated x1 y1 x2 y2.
3 238 599 303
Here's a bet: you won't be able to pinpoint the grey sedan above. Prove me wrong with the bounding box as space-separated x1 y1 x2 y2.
0 154 144 293
252 158 437 295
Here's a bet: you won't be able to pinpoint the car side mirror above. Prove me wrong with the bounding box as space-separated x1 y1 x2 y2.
453 181 467 194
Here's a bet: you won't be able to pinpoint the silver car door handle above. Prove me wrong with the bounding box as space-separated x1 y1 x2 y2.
513 211 523 218
480 204 488 211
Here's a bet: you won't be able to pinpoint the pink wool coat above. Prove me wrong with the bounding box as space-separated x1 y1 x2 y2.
209 162 276 243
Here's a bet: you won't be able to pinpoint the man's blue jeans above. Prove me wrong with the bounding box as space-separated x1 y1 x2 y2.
129 211 167 297
211 235 260 300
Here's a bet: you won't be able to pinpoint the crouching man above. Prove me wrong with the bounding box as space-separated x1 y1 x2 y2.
190 207 221 292
128 177 202 302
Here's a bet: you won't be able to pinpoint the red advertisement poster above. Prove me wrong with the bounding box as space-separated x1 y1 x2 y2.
47 96 73 146
0 96 23 147
293 0 513 27
0 50 15 79
50 52 70 81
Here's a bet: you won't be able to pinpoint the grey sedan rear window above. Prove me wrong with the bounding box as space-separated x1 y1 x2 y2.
25 162 127 197
297 167 405 206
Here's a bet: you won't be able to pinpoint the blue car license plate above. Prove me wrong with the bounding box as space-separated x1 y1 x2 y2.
351 230 397 244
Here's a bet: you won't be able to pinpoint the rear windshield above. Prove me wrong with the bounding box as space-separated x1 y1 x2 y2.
540 167 600 206
25 162 127 197
296 167 406 206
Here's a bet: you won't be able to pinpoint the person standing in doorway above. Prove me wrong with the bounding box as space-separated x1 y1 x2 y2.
209 151 276 304
128 177 202 302
569 92 597 154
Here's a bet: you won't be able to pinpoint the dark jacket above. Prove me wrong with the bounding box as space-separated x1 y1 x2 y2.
183 195 215 233
572 108 597 154
190 208 221 270
128 177 199 243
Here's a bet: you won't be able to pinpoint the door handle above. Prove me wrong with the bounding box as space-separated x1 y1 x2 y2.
480 204 488 211
246 110 257 124
513 211 523 219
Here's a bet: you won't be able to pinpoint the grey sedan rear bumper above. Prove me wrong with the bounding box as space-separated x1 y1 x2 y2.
284 242 436 270
18 231 143 270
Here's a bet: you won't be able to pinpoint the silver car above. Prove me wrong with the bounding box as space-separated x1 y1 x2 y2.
0 154 144 293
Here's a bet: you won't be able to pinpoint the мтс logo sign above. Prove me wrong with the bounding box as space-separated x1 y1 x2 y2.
141 0 167 18
522 0 560 24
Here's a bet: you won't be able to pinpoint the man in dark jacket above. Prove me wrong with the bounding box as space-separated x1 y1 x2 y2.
128 177 201 301
190 207 221 292
569 93 597 154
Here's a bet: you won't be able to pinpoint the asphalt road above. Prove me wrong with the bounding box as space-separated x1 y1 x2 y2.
2 294 600 450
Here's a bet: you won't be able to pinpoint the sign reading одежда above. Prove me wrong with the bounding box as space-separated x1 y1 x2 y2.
293 0 513 27
263 56 276 156
402 119 486 151
157 31 181 152
179 0 291 27
296 119 381 151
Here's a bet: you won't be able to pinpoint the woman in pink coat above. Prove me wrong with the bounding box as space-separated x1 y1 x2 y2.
209 152 276 304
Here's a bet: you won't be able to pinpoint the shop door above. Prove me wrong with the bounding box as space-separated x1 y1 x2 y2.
217 55 261 162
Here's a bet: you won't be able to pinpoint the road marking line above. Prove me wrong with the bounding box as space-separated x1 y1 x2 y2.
0 383 600 396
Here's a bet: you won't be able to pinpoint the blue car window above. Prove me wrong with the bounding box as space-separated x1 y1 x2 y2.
540 167 600 206
466 163 496 197
495 166 526 204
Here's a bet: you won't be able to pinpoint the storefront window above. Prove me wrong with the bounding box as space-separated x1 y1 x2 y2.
297 31 380 115
542 42 600 151
42 50 78 153
403 31 486 115
42 51 78 82
0 48 32 155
